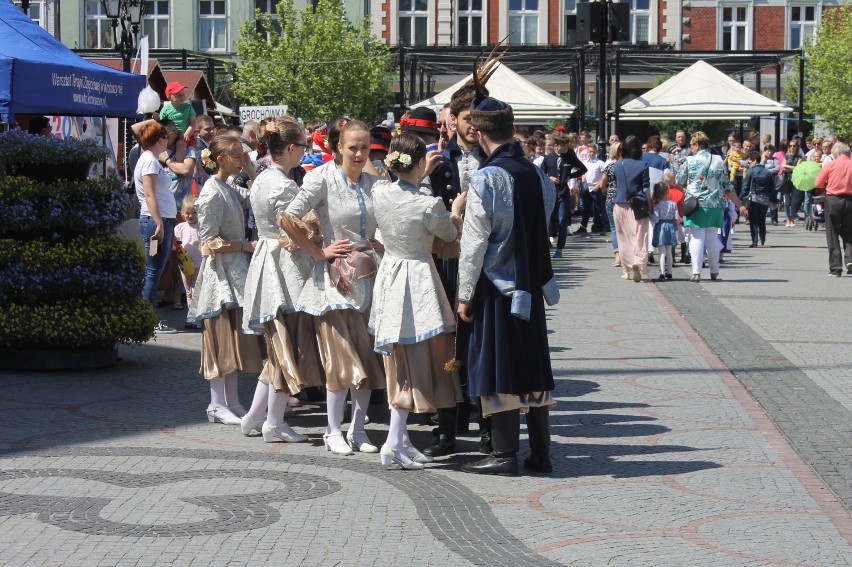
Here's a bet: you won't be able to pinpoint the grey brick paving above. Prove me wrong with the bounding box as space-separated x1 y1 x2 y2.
0 222 850 566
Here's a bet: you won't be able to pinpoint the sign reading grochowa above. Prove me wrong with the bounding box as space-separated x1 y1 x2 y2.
239 105 289 124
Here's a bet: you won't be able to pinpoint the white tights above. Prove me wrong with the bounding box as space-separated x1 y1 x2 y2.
657 245 674 275
244 381 291 427
386 406 410 451
209 372 245 415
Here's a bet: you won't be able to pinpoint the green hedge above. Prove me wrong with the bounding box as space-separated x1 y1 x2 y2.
0 176 129 240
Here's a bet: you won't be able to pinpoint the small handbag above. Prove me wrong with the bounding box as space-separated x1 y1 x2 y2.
630 197 649 220
682 195 700 216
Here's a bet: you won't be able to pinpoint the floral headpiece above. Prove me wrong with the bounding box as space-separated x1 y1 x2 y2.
263 120 278 135
384 151 412 168
199 148 216 173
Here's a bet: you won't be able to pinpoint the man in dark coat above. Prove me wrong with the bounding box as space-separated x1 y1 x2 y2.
457 96 560 476
422 88 486 457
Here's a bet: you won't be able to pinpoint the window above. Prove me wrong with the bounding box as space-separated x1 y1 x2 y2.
790 4 818 49
399 0 428 46
508 0 539 45
631 0 650 44
564 0 577 45
457 0 483 46
143 1 170 49
721 5 749 51
255 0 282 39
85 0 115 49
199 0 227 51
15 1 43 28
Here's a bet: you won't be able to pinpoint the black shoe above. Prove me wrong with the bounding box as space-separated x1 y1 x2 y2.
422 434 456 457
657 274 666 281
647 253 655 265
666 273 673 280
479 435 493 454
429 413 439 425
523 454 553 474
749 243 757 248
575 226 588 234
461 454 518 476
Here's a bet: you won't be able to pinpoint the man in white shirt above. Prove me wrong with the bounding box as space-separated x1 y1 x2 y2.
578 145 607 234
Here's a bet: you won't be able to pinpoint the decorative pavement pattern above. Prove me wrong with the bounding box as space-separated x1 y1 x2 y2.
0 224 849 566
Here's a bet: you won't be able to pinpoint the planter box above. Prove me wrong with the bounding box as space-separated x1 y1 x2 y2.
0 347 118 370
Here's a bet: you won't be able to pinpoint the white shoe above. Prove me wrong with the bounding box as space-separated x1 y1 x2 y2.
323 432 354 455
206 405 241 425
288 396 301 407
404 443 433 464
240 415 263 435
262 421 308 443
549 236 557 247
379 445 424 470
228 405 248 418
347 430 379 453
154 320 178 334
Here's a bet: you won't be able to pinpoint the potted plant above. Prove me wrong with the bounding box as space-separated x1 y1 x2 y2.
0 131 156 369
0 129 109 181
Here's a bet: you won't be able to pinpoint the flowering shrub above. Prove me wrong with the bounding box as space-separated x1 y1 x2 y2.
0 176 129 241
0 236 145 303
0 297 157 350
0 130 109 176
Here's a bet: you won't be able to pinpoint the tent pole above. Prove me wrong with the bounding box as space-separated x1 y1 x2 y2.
775 63 782 143
579 49 586 132
797 50 804 138
614 48 621 138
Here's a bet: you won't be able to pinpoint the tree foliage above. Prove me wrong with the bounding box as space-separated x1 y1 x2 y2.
803 3 852 140
229 0 393 122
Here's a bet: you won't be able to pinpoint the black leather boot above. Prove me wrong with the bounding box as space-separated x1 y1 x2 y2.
524 406 552 473
456 401 472 434
423 406 457 457
478 414 492 454
462 410 519 476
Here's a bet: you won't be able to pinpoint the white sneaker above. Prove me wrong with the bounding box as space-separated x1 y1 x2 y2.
154 320 178 334
549 236 557 247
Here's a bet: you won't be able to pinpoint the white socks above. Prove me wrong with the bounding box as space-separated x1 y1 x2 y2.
243 381 268 424
209 377 227 409
266 385 290 428
223 372 246 416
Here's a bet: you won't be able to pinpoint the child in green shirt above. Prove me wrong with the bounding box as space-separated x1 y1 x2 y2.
161 82 196 145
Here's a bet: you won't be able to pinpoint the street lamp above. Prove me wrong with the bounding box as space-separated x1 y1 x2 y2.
101 0 146 73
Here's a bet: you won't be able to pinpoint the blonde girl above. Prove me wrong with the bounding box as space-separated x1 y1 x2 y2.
188 136 264 425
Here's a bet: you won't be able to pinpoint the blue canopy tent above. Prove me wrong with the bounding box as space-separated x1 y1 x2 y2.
0 0 144 124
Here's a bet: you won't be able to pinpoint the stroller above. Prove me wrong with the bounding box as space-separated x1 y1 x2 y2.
806 195 826 231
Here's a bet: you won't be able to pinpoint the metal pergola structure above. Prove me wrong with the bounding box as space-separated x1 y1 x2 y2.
392 44 803 143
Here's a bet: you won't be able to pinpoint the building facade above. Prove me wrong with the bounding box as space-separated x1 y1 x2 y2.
15 1 839 55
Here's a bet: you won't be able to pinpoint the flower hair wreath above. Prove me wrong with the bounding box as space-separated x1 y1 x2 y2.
199 148 216 173
263 121 278 135
384 151 412 168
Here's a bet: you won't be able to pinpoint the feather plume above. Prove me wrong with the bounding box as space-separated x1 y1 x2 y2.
472 35 510 106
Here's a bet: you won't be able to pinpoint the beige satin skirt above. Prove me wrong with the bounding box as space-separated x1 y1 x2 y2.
383 333 462 414
479 391 556 418
258 312 324 394
200 308 265 380
316 309 385 392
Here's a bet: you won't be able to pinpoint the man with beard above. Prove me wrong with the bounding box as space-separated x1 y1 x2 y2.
422 84 488 458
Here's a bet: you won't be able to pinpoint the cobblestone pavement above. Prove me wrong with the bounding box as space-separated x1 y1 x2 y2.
1 222 850 566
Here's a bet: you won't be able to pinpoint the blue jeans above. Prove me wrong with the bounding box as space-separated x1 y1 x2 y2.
606 200 618 251
556 192 572 249
140 215 176 305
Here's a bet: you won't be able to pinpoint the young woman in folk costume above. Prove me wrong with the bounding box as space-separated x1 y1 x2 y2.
279 120 386 456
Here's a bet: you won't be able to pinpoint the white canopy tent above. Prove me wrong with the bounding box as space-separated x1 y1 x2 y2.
409 62 574 125
619 60 793 121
